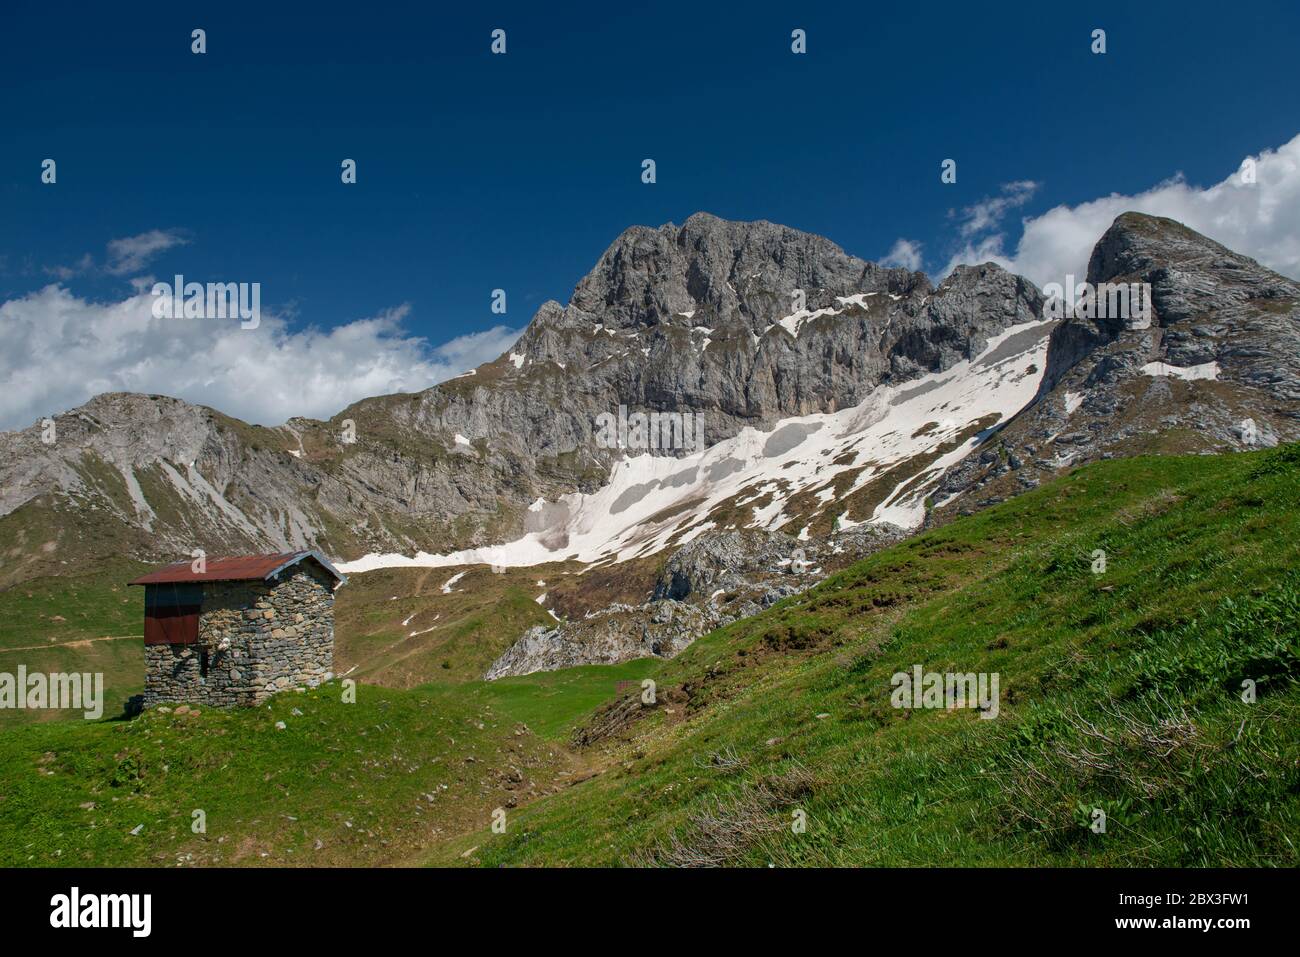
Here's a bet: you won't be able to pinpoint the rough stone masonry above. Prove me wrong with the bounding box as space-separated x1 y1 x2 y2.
143 563 336 708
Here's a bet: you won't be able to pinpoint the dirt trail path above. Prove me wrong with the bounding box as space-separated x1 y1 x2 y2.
0 634 141 653
413 567 436 597
389 739 610 867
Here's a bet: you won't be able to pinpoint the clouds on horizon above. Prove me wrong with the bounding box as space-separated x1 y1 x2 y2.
0 285 520 431
895 132 1300 289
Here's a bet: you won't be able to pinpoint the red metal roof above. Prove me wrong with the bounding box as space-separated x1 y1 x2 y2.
128 550 346 586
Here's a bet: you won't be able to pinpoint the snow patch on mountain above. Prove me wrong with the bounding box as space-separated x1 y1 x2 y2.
1141 360 1221 381
338 318 1053 574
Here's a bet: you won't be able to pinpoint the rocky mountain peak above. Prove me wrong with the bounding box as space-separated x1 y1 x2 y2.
566 212 924 334
934 212 1300 519
1088 211 1298 308
1039 212 1300 392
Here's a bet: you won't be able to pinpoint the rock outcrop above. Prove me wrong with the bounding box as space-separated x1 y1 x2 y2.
933 213 1300 516
485 522 908 679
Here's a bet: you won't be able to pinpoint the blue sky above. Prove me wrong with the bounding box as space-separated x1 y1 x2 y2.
1 1 1298 428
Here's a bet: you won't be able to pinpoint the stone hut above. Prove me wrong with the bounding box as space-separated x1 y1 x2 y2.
129 551 346 708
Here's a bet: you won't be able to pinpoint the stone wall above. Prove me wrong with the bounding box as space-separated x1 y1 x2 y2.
143 563 336 708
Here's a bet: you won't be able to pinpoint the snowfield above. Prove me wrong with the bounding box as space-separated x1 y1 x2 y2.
337 319 1054 574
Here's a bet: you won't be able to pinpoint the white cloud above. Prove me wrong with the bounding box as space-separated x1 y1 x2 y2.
953 180 1039 238
942 133 1300 287
0 286 521 431
45 253 95 281
45 229 190 280
105 229 190 275
879 238 924 271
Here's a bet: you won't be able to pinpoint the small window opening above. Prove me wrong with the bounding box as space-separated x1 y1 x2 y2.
200 649 210 679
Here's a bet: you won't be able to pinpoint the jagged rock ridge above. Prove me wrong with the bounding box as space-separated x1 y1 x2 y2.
0 212 1044 582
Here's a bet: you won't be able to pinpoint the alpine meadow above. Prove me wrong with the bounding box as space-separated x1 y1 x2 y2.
1 1 1297 940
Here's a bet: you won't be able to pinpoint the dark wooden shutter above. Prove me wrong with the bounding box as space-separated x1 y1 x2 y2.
144 604 200 644
143 584 202 645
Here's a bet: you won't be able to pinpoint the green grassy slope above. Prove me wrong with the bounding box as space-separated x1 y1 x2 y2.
333 555 664 689
0 659 659 866
426 446 1300 866
0 560 147 726
333 563 558 687
1 447 1297 867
